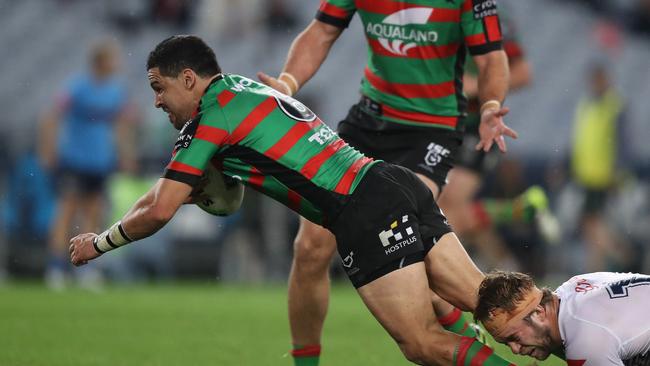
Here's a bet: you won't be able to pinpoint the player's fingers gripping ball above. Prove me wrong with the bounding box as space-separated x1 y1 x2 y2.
195 164 245 216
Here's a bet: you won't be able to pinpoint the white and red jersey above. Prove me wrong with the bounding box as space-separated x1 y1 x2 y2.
555 272 650 366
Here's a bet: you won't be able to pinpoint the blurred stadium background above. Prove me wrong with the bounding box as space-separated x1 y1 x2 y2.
0 0 649 365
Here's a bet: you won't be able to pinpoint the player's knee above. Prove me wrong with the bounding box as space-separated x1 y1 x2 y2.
399 339 438 365
397 323 444 365
292 232 336 272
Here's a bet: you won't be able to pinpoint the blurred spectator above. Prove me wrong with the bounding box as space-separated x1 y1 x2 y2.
38 39 137 290
570 63 632 271
150 0 195 29
627 0 650 36
263 0 298 34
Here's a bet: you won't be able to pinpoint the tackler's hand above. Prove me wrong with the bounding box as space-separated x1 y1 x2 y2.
69 233 102 266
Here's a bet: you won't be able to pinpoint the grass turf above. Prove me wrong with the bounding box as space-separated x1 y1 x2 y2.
0 282 565 366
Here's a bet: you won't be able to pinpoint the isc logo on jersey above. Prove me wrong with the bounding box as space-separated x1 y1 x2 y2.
366 8 438 56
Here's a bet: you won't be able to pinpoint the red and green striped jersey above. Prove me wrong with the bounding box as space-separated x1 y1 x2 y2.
316 0 503 129
164 74 377 226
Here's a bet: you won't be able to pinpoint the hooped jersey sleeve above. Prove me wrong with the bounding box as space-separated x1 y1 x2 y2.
163 107 231 187
461 0 503 55
315 0 356 28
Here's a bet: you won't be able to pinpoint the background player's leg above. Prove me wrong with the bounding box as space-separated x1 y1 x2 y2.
288 217 337 365
357 262 514 366
45 190 79 290
416 173 480 338
438 167 520 270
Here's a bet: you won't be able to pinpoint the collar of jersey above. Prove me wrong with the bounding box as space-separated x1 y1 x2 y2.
196 73 226 116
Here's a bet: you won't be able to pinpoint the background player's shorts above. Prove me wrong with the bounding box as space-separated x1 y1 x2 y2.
582 187 610 214
337 101 462 191
330 162 452 288
56 167 109 195
455 117 500 174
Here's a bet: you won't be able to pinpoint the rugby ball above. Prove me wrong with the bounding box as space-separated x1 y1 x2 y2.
195 164 244 216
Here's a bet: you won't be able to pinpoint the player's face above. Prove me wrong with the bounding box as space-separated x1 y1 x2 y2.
148 67 197 130
497 315 555 360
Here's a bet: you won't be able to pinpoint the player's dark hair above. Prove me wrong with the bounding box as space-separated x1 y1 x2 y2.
147 35 220 78
474 271 553 323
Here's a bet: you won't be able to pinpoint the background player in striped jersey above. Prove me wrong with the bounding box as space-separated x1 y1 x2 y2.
475 271 650 365
258 0 516 363
70 35 521 366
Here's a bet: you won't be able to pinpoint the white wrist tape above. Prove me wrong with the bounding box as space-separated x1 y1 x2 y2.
480 99 501 114
278 72 299 96
93 221 133 253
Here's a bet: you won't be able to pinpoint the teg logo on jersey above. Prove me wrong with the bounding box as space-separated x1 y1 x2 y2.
366 8 438 56
378 215 417 255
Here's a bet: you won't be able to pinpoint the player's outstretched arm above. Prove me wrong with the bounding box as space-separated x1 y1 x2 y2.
69 178 192 266
257 19 343 96
473 50 518 152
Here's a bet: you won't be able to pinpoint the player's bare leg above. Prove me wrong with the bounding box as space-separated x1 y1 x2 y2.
415 173 481 337
288 217 337 363
357 262 458 365
357 255 512 365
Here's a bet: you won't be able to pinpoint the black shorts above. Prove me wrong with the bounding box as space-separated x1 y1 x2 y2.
455 134 501 174
56 167 109 195
583 188 609 214
330 162 452 288
337 102 462 191
455 116 500 174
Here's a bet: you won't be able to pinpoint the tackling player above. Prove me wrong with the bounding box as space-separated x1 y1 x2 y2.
475 271 650 365
69 35 521 366
257 1 516 363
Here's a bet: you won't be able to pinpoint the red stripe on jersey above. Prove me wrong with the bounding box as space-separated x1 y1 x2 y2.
461 0 472 13
382 104 459 128
428 7 461 22
228 97 277 144
364 67 455 99
469 345 493 366
300 139 346 179
195 125 229 146
567 360 586 366
217 90 236 108
484 15 502 42
334 156 373 194
264 119 322 160
465 33 487 46
248 166 265 188
367 38 460 59
287 189 302 212
167 161 203 176
319 1 350 19
356 0 461 21
356 0 424 15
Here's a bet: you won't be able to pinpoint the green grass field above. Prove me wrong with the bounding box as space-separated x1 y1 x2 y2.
0 283 565 366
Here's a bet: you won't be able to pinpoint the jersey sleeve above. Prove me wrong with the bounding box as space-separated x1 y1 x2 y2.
315 0 356 29
564 317 624 366
460 0 503 55
163 107 231 187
